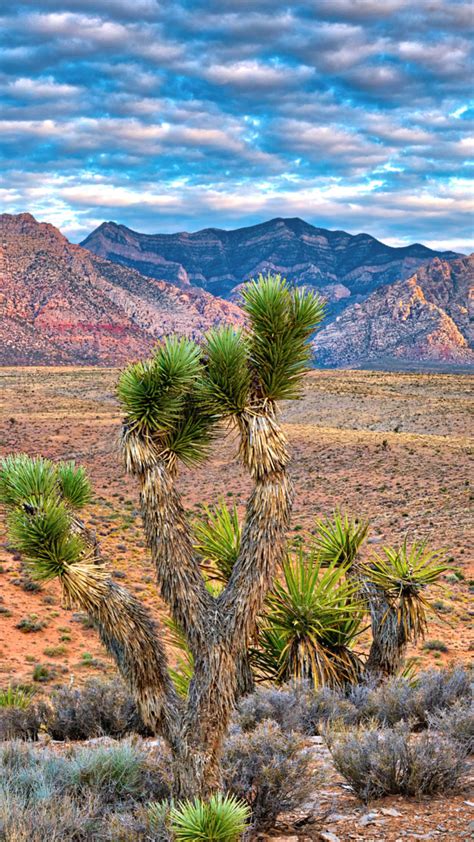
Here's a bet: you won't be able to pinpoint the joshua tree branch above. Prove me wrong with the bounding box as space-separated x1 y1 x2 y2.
219 407 292 648
67 520 181 746
121 427 214 651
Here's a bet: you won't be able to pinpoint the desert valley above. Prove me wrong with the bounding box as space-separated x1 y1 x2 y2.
1 0 473 838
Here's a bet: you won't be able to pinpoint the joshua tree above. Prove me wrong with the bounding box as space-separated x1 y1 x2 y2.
0 274 324 798
314 513 448 679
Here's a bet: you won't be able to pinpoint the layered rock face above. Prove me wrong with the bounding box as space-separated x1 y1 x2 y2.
312 255 473 368
81 217 459 308
0 213 242 365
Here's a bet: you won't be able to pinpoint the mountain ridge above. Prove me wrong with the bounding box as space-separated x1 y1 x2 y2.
312 254 473 368
81 216 461 306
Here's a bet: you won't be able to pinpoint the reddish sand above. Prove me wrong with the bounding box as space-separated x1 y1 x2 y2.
0 367 472 688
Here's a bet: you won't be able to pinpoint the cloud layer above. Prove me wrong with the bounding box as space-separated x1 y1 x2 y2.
0 0 473 250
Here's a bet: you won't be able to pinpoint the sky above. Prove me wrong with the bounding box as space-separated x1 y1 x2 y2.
0 1 473 251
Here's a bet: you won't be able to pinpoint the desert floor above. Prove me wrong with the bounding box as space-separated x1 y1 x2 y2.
0 366 473 841
0 366 472 686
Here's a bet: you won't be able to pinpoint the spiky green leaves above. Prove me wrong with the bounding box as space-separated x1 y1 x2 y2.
167 793 251 842
199 326 251 416
0 454 92 581
253 551 364 687
362 541 449 643
56 462 92 508
193 500 241 583
117 337 202 435
8 499 85 580
0 454 57 507
242 273 325 402
314 511 369 568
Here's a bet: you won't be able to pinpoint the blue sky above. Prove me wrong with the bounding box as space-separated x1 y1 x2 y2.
1 0 473 250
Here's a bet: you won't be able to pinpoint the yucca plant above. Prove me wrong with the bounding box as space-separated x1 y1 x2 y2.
168 793 250 842
193 501 241 584
252 551 365 688
0 685 36 709
363 541 449 643
314 511 369 568
0 274 325 799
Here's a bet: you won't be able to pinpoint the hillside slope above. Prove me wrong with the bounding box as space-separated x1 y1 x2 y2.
0 213 242 365
312 255 473 368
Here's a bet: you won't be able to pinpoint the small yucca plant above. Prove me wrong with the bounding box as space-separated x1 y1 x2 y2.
159 793 250 841
363 540 449 643
252 551 365 688
314 510 369 568
0 685 36 709
193 500 241 584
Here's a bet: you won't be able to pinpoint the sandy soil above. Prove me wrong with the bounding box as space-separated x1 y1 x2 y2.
0 366 473 840
0 366 472 686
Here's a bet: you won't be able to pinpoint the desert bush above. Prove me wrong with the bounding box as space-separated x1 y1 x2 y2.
223 720 318 830
427 702 474 753
0 740 169 841
235 684 309 733
412 666 472 725
71 741 168 804
44 678 149 740
0 686 46 741
329 725 468 801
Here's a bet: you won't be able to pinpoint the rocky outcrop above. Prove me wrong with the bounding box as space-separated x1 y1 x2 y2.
0 213 243 366
81 217 459 310
312 255 473 368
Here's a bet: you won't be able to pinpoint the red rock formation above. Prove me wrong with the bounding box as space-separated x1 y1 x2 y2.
0 213 243 366
312 255 473 369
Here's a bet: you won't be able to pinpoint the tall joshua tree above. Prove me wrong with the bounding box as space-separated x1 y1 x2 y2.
0 274 324 798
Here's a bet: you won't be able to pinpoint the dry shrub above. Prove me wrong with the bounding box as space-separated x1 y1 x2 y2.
223 720 320 830
329 725 468 802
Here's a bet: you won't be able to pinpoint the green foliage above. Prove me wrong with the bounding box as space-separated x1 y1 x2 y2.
363 540 449 642
193 500 241 583
163 402 214 468
0 454 94 582
0 454 57 507
242 273 325 401
8 497 85 580
252 551 364 688
314 511 369 567
164 618 194 698
200 326 251 416
56 462 92 509
0 685 35 710
168 793 250 842
117 337 201 435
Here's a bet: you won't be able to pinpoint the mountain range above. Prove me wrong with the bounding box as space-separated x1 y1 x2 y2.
81 217 460 313
0 212 472 368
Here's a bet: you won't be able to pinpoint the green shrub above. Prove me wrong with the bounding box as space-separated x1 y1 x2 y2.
164 793 250 842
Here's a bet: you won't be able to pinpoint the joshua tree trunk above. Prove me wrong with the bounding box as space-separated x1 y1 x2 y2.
119 405 292 797
364 582 407 680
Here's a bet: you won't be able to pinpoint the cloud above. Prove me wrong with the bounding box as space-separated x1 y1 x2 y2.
0 0 472 251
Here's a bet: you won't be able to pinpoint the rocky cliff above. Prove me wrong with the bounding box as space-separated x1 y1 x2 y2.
312 255 473 368
0 213 242 365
